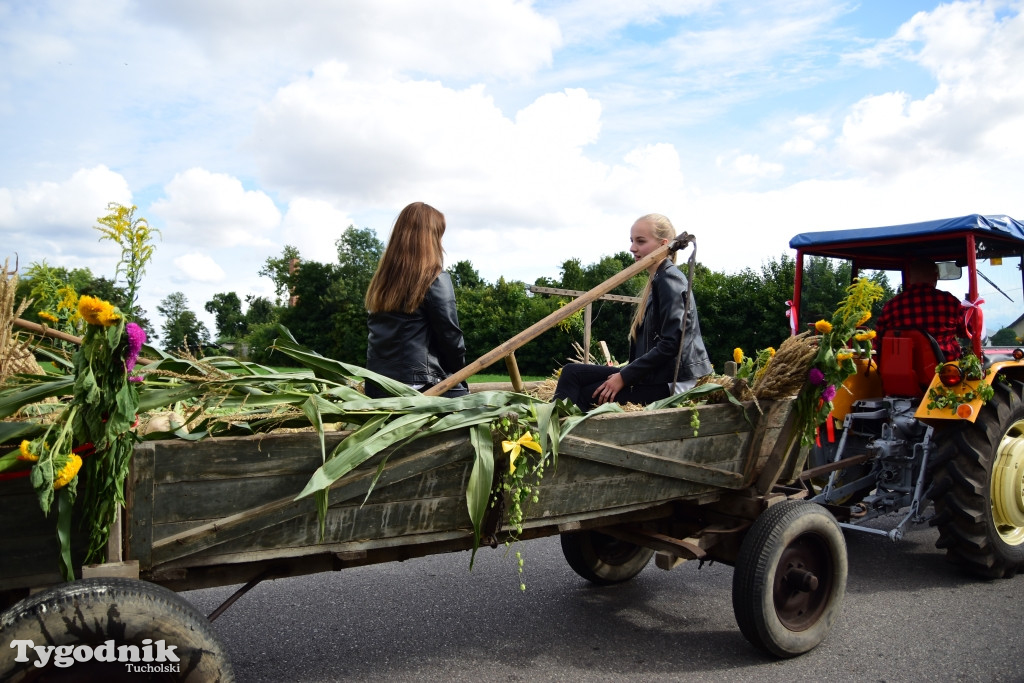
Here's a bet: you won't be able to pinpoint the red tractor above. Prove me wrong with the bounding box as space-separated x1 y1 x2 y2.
788 214 1024 578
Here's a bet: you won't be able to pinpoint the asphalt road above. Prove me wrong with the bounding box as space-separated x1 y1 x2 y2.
184 512 1024 683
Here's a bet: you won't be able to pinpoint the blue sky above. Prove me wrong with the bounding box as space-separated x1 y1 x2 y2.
2 0 1023 338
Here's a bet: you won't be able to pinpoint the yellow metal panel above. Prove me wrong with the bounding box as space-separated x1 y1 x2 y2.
832 358 883 421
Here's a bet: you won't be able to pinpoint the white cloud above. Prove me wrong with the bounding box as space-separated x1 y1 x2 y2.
280 199 356 259
781 115 832 155
837 2 1024 174
731 153 785 178
0 166 131 270
150 168 281 248
172 252 226 283
252 69 617 229
139 0 561 80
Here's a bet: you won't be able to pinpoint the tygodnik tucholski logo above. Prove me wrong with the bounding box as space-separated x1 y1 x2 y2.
9 638 181 672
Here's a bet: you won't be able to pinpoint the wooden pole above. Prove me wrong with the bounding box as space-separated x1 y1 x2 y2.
13 317 154 365
583 303 592 364
504 352 525 392
424 233 691 396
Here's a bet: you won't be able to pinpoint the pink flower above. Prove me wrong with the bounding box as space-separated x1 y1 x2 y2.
808 367 825 385
125 322 147 372
822 384 837 402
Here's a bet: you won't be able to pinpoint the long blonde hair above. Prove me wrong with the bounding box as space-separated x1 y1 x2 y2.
629 213 677 340
365 202 446 314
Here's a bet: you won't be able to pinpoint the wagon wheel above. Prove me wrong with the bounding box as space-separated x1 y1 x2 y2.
732 500 847 658
560 529 654 585
0 577 234 682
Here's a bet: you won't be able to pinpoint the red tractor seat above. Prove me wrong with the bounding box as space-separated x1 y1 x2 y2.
878 329 945 398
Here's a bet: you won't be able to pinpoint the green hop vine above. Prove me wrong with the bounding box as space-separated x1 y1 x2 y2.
493 412 550 591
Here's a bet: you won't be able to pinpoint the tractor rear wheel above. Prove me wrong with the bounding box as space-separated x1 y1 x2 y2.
929 378 1024 578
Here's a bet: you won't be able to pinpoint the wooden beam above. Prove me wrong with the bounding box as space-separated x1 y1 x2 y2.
14 317 154 365
528 286 641 304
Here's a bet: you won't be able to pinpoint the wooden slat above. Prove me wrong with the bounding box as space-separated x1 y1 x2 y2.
151 431 352 484
569 402 754 446
558 434 744 488
739 399 795 486
125 443 156 569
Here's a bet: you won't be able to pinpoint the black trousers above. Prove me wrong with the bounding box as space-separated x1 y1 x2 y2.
553 363 670 412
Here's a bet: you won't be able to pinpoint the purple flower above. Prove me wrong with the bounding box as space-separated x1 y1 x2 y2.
808 367 825 385
125 322 147 372
822 384 837 402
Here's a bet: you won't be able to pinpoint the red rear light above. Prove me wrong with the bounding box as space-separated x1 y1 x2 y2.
938 363 963 387
1013 348 1024 361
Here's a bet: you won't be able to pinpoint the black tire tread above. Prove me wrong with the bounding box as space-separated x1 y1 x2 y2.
0 577 234 682
732 500 847 658
928 379 1024 579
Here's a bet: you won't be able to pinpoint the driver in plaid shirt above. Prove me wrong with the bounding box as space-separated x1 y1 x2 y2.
875 260 967 360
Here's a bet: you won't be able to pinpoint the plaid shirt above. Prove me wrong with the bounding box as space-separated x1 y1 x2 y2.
875 283 966 360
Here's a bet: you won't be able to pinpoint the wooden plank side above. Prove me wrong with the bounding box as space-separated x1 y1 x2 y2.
560 434 745 488
153 463 713 568
147 433 473 567
567 402 755 446
150 430 352 484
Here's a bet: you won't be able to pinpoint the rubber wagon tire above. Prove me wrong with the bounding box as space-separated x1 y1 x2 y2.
731 500 847 658
0 577 234 682
928 378 1024 579
560 530 654 585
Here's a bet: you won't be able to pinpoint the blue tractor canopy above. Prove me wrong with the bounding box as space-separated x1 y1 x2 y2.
788 214 1024 356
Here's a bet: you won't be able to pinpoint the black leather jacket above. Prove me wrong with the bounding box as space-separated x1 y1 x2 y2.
619 259 713 386
366 272 468 394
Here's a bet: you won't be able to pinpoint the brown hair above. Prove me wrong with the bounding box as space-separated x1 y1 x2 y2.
629 213 676 340
365 202 446 314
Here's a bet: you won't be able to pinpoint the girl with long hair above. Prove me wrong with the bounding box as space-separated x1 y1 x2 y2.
364 202 469 398
553 213 712 411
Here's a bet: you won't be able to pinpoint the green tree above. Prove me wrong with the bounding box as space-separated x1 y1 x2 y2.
450 260 483 289
277 260 342 359
204 292 246 340
259 245 301 303
94 203 160 320
989 327 1020 345
244 295 277 327
157 292 211 353
329 227 384 362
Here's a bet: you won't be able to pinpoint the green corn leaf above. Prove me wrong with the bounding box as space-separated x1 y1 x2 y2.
466 422 494 569
296 413 433 499
645 383 726 411
301 395 327 464
0 376 74 419
272 336 420 396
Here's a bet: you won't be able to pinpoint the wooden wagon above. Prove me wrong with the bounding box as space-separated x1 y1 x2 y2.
0 236 847 681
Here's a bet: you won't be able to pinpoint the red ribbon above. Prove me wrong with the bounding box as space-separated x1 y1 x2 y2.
1 442 96 483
